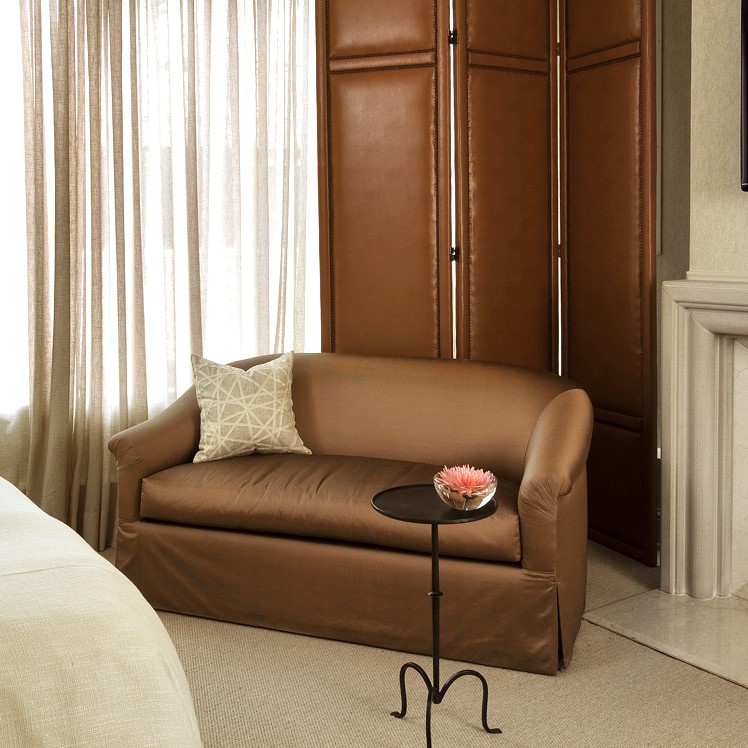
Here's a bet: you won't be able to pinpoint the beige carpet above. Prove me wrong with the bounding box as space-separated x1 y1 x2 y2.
147 543 748 747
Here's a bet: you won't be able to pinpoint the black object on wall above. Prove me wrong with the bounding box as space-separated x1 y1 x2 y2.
742 0 748 190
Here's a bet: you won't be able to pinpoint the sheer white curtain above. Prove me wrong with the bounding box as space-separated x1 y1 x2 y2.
2 0 318 548
0 3 29 490
134 0 319 403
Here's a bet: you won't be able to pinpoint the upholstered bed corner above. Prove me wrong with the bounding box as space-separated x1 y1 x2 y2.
0 477 202 747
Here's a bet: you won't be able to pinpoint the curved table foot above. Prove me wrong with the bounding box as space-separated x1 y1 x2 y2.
390 662 500 747
390 662 435 748
438 668 502 734
391 661 433 718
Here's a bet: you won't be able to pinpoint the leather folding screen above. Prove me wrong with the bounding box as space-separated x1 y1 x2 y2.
561 0 657 564
317 0 656 565
453 0 558 371
315 0 452 358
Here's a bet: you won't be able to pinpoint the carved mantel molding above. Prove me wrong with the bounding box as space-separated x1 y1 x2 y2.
661 279 748 599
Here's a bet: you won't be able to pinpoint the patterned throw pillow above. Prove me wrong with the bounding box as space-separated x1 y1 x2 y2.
191 352 311 463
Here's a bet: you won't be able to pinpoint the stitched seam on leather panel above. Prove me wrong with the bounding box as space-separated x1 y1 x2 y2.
469 48 548 62
470 64 548 77
433 0 440 358
567 37 640 61
329 63 435 76
567 52 640 76
330 48 435 61
325 0 335 351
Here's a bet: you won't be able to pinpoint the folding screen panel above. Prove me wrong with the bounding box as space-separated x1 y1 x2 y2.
561 0 657 564
454 0 558 371
316 0 452 357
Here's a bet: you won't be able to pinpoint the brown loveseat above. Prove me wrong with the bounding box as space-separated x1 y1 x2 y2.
109 353 593 675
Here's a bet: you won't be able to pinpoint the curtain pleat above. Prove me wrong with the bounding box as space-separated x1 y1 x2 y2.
15 0 316 549
226 0 244 349
68 0 87 534
127 0 149 426
275 0 291 353
28 0 73 527
110 0 130 432
19 0 50 500
292 0 308 352
253 0 270 350
180 0 203 357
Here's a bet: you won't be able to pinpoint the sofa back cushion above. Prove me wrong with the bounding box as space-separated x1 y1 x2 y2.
229 353 574 485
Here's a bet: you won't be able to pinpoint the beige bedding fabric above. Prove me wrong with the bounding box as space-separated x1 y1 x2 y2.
0 477 202 747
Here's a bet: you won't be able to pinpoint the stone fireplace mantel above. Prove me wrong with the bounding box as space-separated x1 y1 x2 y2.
661 279 748 600
584 279 748 690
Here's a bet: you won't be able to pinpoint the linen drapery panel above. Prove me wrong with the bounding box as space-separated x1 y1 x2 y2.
14 0 315 549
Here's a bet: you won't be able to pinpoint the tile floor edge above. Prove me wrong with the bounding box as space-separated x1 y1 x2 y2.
583 591 748 691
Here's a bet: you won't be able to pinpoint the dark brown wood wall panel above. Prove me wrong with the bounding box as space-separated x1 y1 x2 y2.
468 0 550 58
566 58 643 416
455 0 557 370
327 0 435 57
562 0 657 564
586 421 645 552
328 69 439 356
317 0 452 358
566 0 641 58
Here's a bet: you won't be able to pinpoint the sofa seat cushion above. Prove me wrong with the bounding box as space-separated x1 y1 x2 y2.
140 454 521 563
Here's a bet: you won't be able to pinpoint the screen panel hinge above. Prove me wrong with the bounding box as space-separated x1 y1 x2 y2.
449 29 459 45
450 246 460 261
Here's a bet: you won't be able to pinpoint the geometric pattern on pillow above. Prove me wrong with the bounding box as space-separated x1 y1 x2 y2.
191 351 311 463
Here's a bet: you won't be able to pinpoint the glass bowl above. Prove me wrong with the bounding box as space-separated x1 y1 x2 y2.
433 475 497 511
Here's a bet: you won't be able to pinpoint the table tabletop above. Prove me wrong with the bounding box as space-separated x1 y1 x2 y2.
372 484 497 525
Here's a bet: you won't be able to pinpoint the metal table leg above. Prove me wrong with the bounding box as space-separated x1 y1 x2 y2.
391 524 502 747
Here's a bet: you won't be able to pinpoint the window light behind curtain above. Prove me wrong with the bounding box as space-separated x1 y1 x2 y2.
0 0 318 549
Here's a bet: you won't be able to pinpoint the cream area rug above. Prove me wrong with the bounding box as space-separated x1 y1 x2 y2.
155 543 748 748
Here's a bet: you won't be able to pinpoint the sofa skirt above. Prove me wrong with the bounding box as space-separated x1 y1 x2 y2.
117 520 564 675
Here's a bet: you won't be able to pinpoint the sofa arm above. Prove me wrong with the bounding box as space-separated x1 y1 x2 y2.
518 388 593 573
108 389 201 522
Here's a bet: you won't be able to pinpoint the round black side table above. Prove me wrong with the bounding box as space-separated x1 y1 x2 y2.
371 484 502 748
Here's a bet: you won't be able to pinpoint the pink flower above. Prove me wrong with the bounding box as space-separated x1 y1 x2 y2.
435 465 496 497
